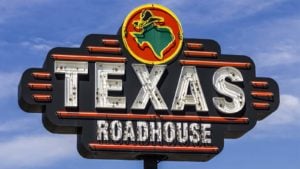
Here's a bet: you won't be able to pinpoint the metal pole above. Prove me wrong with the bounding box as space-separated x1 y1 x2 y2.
144 158 158 169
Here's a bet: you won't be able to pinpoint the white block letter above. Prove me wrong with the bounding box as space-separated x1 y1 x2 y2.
137 121 149 142
213 67 245 114
163 122 176 143
55 61 88 107
95 62 125 109
172 66 208 112
97 120 109 141
110 120 122 141
131 64 168 110
150 122 162 142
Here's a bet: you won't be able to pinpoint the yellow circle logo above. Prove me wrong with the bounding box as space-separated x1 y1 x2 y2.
122 4 183 65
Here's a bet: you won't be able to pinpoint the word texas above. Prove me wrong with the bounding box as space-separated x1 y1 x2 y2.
57 60 244 114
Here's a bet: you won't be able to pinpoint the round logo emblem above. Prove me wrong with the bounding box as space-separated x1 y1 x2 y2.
122 4 183 65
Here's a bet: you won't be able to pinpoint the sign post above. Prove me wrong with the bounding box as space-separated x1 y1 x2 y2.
18 3 279 167
144 158 158 169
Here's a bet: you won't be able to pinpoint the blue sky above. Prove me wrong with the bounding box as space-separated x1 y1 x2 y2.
0 0 300 168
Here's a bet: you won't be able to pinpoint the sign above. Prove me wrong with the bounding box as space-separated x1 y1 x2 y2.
18 4 279 161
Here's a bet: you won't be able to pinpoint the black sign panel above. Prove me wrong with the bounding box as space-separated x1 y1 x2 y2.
18 4 279 162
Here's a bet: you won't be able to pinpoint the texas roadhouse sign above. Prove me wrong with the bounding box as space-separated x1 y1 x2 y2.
19 4 279 162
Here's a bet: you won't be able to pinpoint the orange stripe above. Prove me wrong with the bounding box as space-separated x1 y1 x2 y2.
251 81 269 88
57 112 157 120
186 43 203 50
252 102 270 110
32 94 52 102
251 91 274 98
51 54 126 63
160 115 249 124
102 39 119 46
32 72 51 80
57 111 249 124
184 51 218 58
28 83 52 90
180 60 251 69
89 143 219 153
87 46 122 54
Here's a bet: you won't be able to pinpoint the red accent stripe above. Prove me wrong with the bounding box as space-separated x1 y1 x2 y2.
252 102 270 110
251 91 274 98
180 60 251 69
31 72 51 80
89 143 219 153
57 111 249 124
102 39 119 46
28 83 52 90
51 54 126 63
251 81 269 88
186 43 204 50
184 51 218 58
160 115 248 123
32 94 52 102
87 46 122 54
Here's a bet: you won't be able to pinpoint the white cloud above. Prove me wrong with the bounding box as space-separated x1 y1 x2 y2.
0 118 40 133
217 16 300 69
0 0 50 24
162 0 285 25
0 134 76 169
264 94 300 125
0 117 76 169
251 94 300 139
205 0 282 23
20 37 79 52
0 119 29 132
250 18 300 67
0 72 20 99
255 43 299 67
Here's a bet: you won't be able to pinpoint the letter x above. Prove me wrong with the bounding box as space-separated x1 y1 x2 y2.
131 64 168 110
